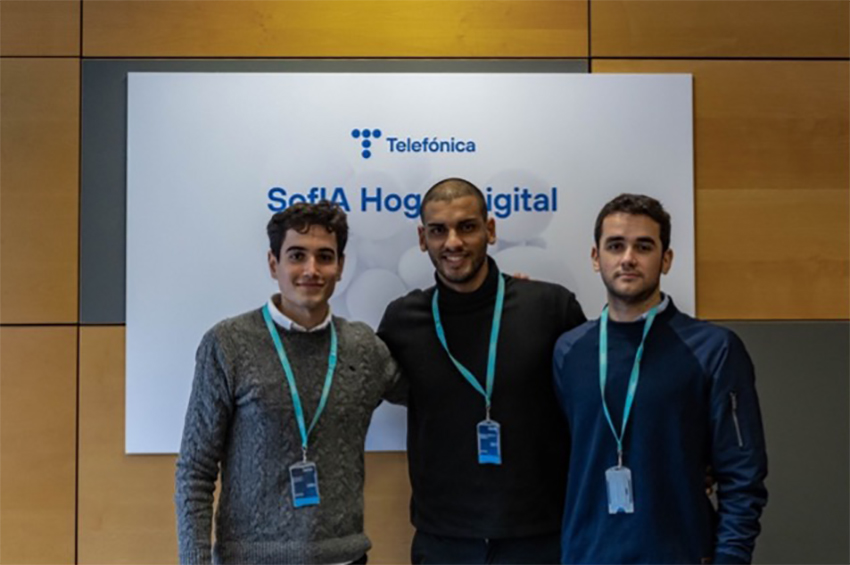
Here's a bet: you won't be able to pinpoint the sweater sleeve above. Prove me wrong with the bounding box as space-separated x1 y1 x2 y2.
376 299 408 406
708 331 768 564
174 328 234 564
376 334 408 406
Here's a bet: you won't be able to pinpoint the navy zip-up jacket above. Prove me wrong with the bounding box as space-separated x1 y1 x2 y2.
553 299 767 564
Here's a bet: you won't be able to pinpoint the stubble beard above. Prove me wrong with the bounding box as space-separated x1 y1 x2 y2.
603 273 661 306
435 251 487 286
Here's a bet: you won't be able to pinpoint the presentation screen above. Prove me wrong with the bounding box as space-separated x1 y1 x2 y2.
126 72 693 453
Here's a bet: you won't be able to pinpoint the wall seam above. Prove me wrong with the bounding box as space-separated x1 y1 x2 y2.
587 0 592 72
75 2 84 563
68 55 850 62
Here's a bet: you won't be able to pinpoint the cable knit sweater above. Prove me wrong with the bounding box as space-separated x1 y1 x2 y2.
175 307 405 564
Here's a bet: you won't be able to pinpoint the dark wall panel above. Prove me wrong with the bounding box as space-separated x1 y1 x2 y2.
723 321 850 564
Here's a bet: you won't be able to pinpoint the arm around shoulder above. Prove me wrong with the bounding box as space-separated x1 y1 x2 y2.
364 318 407 406
551 283 587 330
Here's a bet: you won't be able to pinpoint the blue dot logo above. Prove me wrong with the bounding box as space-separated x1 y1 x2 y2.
351 128 383 159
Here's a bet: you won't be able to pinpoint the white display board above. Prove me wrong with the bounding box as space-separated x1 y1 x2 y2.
126 73 693 454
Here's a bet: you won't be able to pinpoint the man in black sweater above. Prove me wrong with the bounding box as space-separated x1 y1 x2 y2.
378 178 586 564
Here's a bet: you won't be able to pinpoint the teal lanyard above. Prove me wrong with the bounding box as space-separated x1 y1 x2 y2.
599 304 658 467
262 304 338 461
432 274 505 419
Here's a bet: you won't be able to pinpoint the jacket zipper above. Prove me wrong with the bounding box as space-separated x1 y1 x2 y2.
730 392 744 448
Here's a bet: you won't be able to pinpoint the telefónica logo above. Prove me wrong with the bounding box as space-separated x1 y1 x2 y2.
351 128 383 159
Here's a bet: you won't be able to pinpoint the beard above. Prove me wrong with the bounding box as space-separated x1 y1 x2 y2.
602 272 661 305
428 246 488 287
442 254 486 284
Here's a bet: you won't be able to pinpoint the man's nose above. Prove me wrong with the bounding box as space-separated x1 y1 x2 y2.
303 256 319 275
445 229 463 249
621 247 637 265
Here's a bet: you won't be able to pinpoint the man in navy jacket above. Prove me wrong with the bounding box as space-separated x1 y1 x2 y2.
553 194 768 564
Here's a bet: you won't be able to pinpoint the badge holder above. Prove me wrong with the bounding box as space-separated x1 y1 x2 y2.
477 419 502 465
605 453 634 514
289 451 320 508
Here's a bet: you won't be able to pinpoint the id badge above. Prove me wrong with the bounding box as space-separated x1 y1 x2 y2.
289 461 320 508
477 419 502 465
605 466 634 514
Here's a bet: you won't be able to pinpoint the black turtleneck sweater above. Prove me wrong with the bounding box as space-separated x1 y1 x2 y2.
377 258 586 539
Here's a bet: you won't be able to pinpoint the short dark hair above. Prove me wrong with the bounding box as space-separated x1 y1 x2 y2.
420 177 488 223
594 193 671 251
267 200 348 260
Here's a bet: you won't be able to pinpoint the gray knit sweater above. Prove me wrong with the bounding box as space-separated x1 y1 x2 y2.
175 307 405 564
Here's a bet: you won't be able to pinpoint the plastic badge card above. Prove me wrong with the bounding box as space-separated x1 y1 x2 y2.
605 466 634 514
477 420 502 465
289 461 320 508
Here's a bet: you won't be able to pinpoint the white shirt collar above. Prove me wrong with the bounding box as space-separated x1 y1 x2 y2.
638 293 670 320
266 295 332 332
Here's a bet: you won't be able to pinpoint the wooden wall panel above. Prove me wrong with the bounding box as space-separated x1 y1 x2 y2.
78 327 178 564
0 58 80 324
364 453 413 564
81 0 587 58
0 327 77 565
696 189 849 320
591 0 850 58
0 0 80 56
595 60 849 192
594 60 850 320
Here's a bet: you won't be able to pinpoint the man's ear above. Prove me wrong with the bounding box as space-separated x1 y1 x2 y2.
268 250 279 279
591 246 601 273
486 217 496 245
336 254 346 281
661 248 673 275
418 225 427 252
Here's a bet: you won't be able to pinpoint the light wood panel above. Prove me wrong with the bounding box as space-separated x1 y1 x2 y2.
78 327 178 564
364 452 413 564
81 0 587 57
595 60 850 320
0 0 80 56
594 60 850 320
696 189 849 320
591 0 850 58
0 58 80 324
0 327 77 565
594 60 849 192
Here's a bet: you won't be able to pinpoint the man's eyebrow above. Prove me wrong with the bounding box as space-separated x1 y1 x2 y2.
285 245 336 253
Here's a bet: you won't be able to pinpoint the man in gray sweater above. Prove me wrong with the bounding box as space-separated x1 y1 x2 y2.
175 201 406 564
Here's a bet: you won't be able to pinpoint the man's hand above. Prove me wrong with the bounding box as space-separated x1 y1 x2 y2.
705 465 716 496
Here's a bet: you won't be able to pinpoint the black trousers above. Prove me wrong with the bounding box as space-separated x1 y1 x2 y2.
411 530 561 565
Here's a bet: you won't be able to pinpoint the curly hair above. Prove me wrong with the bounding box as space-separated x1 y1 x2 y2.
267 200 348 259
